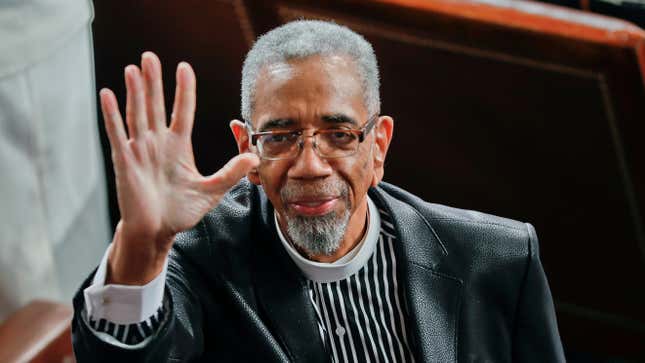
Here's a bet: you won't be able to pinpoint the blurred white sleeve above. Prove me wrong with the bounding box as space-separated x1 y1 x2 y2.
84 243 167 324
82 243 167 348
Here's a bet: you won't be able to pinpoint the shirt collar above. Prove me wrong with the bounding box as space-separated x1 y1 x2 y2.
274 196 381 283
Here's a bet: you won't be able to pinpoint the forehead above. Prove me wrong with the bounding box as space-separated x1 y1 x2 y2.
252 54 366 127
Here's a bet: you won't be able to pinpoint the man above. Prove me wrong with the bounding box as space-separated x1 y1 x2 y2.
72 20 565 362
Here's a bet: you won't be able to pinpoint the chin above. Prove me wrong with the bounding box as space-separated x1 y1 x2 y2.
285 208 351 257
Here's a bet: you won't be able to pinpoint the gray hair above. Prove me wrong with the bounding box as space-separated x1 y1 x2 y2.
241 20 380 124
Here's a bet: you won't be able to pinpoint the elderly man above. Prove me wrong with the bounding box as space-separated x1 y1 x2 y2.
72 20 565 362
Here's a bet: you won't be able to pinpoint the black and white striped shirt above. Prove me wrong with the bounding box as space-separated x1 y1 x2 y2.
305 208 416 363
86 299 168 347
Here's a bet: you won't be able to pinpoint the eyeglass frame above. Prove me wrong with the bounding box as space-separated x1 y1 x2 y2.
245 114 380 160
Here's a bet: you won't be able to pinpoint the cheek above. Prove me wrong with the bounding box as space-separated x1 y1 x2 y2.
361 153 371 171
358 142 375 180
342 148 374 200
258 162 288 201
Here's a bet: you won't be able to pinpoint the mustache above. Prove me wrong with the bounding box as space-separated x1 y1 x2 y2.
280 179 349 201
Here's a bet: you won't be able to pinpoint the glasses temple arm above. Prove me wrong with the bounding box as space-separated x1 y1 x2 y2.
359 114 379 142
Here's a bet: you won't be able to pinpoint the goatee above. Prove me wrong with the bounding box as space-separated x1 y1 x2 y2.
280 179 351 257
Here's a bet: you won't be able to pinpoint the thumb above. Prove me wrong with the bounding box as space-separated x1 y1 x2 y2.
203 152 260 195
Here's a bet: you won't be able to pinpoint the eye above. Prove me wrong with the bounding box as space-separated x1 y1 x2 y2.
330 131 356 142
266 134 286 143
263 132 298 144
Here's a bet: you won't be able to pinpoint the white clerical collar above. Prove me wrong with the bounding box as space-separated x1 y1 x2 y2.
274 196 381 283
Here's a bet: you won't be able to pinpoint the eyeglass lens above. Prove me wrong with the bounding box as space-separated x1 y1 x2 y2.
258 130 359 159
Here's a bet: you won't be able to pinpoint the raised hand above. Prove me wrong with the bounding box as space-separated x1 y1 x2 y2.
100 52 259 284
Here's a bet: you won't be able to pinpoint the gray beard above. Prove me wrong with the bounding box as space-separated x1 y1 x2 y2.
280 178 351 257
286 209 351 256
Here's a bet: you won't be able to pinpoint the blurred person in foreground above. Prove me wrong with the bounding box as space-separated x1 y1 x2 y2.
0 0 109 322
72 20 565 362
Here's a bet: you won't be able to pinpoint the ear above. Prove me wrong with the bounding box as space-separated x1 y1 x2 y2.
230 119 261 185
371 115 394 187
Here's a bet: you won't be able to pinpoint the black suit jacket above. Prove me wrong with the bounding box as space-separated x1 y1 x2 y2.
72 180 565 362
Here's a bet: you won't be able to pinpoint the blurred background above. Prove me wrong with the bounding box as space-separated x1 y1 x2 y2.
1 0 644 362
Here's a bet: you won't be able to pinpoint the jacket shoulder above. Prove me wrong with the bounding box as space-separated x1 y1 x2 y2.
377 181 527 232
376 182 534 267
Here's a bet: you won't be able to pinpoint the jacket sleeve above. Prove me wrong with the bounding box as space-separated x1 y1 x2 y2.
511 223 566 362
72 248 206 362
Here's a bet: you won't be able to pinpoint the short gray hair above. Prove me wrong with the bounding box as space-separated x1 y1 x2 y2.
241 20 380 124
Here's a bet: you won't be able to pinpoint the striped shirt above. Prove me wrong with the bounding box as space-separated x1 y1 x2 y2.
86 299 168 348
306 208 416 363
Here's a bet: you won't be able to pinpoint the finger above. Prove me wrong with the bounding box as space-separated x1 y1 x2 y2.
141 52 166 131
203 153 260 195
99 88 129 161
169 62 196 137
124 65 148 139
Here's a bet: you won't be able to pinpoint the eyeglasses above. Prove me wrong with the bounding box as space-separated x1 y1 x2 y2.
247 114 379 160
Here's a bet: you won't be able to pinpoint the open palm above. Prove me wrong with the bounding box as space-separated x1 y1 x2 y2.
100 52 258 282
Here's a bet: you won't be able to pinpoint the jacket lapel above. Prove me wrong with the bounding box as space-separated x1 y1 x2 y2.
370 187 463 363
252 193 328 363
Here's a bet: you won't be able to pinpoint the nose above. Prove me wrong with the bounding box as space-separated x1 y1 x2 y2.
287 134 333 179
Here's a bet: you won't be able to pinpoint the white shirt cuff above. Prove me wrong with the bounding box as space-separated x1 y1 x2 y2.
83 243 167 324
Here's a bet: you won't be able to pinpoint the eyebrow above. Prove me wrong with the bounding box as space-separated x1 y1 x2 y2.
257 114 359 132
321 114 359 127
258 118 295 132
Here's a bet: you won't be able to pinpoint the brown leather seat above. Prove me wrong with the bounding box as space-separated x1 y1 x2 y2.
0 300 74 363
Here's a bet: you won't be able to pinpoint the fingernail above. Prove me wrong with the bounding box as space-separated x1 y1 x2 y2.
142 52 153 65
